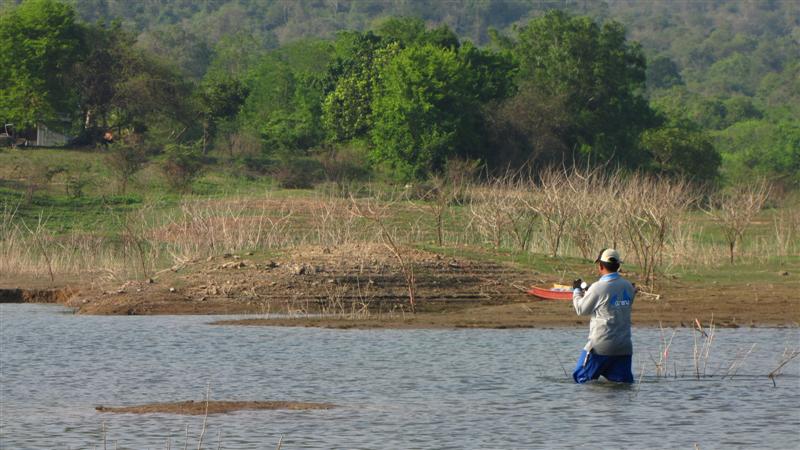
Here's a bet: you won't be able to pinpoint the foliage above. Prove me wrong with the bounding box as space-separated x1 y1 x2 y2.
716 119 800 189
104 143 148 194
513 10 654 166
239 40 333 153
272 157 324 189
321 32 391 142
640 127 720 183
646 55 683 91
161 143 204 192
109 50 194 133
196 76 249 153
3 0 799 189
483 84 569 169
370 44 489 180
375 16 460 49
0 0 84 127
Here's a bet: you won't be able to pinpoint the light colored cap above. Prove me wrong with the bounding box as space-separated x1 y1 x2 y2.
596 248 622 264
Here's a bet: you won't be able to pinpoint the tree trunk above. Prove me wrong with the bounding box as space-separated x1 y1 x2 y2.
436 213 443 246
202 120 209 155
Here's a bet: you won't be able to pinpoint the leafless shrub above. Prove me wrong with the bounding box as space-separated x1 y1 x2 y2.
227 131 262 159
468 176 534 251
704 180 771 264
768 347 800 387
618 174 695 289
652 323 677 378
414 160 477 247
105 144 147 194
350 193 416 312
0 204 130 281
308 194 360 247
112 206 157 280
524 168 571 257
562 168 611 259
772 202 798 259
692 317 716 379
721 343 756 380
20 212 56 284
153 197 294 262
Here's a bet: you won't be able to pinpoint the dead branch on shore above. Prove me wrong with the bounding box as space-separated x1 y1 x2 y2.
349 193 416 313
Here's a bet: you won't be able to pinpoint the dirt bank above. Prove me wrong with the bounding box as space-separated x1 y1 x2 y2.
95 400 334 415
8 244 798 328
0 287 77 304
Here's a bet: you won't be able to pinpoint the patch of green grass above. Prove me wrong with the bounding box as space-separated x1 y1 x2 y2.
0 186 145 233
672 255 800 284
418 243 594 279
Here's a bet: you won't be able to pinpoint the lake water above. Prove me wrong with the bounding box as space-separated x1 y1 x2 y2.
1 304 798 449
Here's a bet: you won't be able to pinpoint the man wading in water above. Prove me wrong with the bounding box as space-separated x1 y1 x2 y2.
571 249 635 383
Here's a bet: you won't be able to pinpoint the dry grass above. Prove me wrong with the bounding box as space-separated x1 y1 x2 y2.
1 171 797 291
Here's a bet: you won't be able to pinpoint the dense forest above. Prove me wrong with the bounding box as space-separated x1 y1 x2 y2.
2 0 798 188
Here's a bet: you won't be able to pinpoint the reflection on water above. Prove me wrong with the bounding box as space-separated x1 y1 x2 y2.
1 304 798 449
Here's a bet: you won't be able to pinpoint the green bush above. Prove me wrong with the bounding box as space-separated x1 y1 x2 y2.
161 143 205 191
272 157 324 189
318 144 371 185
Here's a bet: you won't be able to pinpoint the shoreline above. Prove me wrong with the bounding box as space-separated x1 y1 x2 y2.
2 244 798 329
3 285 797 330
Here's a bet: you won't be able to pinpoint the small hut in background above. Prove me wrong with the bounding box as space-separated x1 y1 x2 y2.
35 122 72 146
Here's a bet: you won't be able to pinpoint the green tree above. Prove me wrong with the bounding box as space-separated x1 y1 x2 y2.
646 55 683 91
69 20 132 135
240 40 332 152
514 11 654 166
370 44 483 180
136 23 213 80
196 76 249 153
161 142 204 192
321 31 390 142
109 50 194 134
640 127 720 182
716 119 800 188
374 17 459 49
0 0 84 127
484 84 570 169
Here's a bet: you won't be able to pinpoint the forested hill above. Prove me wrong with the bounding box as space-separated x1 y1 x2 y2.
2 0 798 187
65 0 799 182
60 0 798 98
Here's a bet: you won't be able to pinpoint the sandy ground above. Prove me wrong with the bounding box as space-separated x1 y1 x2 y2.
3 244 798 328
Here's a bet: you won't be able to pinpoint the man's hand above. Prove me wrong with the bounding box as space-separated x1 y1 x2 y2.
572 279 583 290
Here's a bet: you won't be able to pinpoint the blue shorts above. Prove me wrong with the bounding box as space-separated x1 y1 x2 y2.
573 350 634 383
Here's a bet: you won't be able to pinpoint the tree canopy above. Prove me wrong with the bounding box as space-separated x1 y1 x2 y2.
4 0 798 188
0 0 84 127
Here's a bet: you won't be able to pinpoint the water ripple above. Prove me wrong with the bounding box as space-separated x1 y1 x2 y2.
1 304 798 449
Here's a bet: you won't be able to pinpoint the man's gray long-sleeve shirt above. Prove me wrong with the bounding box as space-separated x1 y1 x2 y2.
573 272 635 356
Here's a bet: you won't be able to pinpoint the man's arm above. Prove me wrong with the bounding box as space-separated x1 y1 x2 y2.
573 285 599 316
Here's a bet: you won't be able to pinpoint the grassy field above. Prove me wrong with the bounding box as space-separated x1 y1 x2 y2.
1 146 798 291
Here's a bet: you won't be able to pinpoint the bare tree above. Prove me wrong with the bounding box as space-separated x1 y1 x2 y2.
705 181 771 264
563 167 608 259
350 193 416 313
468 175 534 252
619 174 695 289
412 159 479 247
524 168 571 257
105 144 147 194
